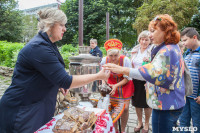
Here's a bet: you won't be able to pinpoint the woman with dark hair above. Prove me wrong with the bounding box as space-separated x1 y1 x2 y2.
103 14 185 133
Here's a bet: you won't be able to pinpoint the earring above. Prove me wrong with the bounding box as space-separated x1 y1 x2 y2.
49 34 52 38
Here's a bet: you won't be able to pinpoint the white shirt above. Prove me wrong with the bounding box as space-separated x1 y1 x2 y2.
132 48 148 68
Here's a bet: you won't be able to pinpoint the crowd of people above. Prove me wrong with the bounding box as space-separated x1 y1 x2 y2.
103 14 200 133
0 7 199 133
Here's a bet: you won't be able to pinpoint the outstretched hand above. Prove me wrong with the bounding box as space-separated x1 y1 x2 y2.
103 63 125 74
97 68 110 81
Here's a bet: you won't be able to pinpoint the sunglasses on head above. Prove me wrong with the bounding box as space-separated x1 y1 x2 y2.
153 16 162 21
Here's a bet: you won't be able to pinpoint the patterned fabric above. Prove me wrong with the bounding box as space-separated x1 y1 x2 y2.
94 113 115 133
138 44 185 110
104 39 123 51
184 46 200 98
105 55 134 101
109 100 125 123
35 113 115 133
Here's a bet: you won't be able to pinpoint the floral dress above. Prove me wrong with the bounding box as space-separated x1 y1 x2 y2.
138 44 185 110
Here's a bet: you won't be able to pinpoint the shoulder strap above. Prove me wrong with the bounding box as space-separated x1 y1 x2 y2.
106 56 109 63
119 55 125 66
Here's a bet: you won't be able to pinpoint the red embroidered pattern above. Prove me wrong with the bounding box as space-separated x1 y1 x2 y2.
34 118 56 133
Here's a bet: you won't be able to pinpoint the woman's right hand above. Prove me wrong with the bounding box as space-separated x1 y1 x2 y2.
143 57 150 62
103 63 130 76
103 63 125 74
102 80 106 85
60 88 69 96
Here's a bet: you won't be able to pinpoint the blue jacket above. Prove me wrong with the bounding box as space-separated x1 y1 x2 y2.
89 46 103 57
138 44 185 110
0 31 72 133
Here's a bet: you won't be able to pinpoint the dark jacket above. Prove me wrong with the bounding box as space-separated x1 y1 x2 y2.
0 31 72 133
89 46 103 57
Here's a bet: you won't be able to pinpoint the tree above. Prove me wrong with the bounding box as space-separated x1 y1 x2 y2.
132 0 199 34
102 0 138 48
60 0 143 49
21 15 38 43
60 0 79 46
0 0 23 42
187 13 200 33
187 2 200 33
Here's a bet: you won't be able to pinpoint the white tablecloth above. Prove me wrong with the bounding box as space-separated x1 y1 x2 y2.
35 113 115 133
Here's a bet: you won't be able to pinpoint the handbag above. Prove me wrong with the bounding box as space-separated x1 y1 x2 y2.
184 60 193 96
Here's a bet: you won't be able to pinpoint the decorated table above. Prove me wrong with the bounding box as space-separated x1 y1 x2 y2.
35 107 115 133
35 98 125 133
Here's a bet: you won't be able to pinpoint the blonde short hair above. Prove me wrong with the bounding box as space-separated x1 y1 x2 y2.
90 38 97 44
107 49 120 56
137 30 150 42
37 8 67 32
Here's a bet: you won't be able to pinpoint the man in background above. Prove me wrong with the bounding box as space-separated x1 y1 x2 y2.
89 38 103 57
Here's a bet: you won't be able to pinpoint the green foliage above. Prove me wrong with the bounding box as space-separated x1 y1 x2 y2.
0 0 23 42
187 1 200 32
21 15 38 43
100 46 107 57
59 44 79 69
187 13 200 33
132 0 199 34
59 0 79 46
186 13 200 33
60 0 142 49
0 41 24 67
0 42 79 69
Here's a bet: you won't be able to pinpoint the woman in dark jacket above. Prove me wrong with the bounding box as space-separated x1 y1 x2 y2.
0 8 109 133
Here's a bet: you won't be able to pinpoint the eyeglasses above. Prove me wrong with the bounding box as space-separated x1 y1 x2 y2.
153 16 162 21
37 17 40 22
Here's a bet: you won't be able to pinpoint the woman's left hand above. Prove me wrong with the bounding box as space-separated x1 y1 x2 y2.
194 96 200 104
143 57 150 62
109 84 117 96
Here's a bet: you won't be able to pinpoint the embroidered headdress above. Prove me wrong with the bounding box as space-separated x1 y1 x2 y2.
104 39 123 51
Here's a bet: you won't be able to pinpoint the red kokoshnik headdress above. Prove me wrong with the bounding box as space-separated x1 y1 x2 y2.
104 39 123 51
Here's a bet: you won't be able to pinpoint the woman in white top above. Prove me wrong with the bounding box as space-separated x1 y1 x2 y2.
131 30 154 133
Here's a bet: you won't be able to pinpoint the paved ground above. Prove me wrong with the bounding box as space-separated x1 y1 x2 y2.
127 106 152 133
0 74 152 133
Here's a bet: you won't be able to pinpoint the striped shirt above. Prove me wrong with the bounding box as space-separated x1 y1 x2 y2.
184 46 200 98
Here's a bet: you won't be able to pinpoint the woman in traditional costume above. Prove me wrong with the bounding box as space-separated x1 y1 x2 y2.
100 39 134 133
